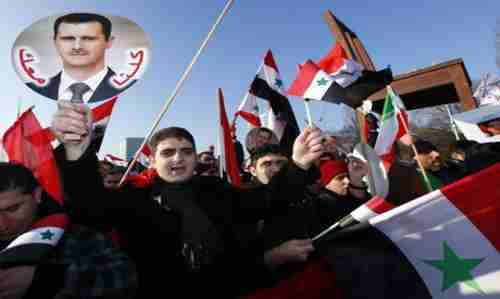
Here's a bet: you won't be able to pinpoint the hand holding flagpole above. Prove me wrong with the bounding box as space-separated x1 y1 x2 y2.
119 0 235 186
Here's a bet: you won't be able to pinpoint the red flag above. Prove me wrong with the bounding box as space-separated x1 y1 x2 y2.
242 258 342 299
104 154 127 167
218 88 241 187
138 143 152 168
2 107 63 204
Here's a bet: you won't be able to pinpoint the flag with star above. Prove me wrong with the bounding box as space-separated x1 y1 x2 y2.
1 107 69 267
249 49 300 157
0 197 68 267
235 93 261 128
288 59 392 109
318 161 500 298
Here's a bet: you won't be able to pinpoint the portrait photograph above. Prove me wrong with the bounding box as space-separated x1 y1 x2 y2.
12 12 151 103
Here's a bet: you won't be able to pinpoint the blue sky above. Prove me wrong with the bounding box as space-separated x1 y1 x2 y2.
1 0 499 158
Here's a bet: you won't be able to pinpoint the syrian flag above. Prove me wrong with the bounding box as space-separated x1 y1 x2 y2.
0 199 67 267
249 50 300 157
138 144 152 168
317 42 364 87
104 154 127 167
218 88 241 187
3 107 63 204
1 107 68 267
288 59 392 109
320 162 500 298
235 92 261 127
374 86 409 170
315 159 424 242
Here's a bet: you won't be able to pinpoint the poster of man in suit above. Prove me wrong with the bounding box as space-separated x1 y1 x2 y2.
12 12 151 103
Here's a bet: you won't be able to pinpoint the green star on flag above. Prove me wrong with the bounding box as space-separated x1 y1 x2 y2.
40 229 55 240
422 242 485 294
316 78 329 86
275 78 283 88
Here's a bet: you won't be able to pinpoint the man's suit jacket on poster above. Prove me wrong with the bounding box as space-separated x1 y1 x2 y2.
26 67 136 103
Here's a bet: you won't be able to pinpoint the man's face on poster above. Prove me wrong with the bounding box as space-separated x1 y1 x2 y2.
54 21 113 71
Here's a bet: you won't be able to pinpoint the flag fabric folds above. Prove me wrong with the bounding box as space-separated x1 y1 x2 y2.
374 86 409 170
1 107 68 267
2 107 63 204
288 42 393 109
218 88 241 187
249 50 300 157
235 93 262 128
104 154 128 167
138 143 152 168
317 42 364 87
319 162 500 298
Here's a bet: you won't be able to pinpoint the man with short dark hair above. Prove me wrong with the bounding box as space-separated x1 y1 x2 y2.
413 139 456 190
248 144 289 186
51 103 325 298
27 13 135 103
0 162 137 299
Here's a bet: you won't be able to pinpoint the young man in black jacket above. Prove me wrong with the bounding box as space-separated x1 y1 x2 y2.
0 163 137 299
51 100 324 298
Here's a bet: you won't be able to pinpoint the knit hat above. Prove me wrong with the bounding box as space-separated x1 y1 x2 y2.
320 160 348 187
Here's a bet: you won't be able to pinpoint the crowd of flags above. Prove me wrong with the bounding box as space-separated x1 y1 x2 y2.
1 40 500 298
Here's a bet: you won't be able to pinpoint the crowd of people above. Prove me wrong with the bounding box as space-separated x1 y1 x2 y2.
0 96 499 298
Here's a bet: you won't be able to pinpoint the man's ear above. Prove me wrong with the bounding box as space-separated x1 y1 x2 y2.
249 164 257 177
105 36 115 49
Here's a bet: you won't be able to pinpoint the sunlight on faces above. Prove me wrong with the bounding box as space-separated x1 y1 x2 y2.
54 22 113 71
325 173 350 196
0 188 41 241
151 138 196 183
250 154 288 185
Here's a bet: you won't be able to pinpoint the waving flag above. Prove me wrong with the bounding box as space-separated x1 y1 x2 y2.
104 154 128 167
218 88 241 187
3 107 63 203
318 42 364 87
289 48 392 109
138 143 152 168
1 107 68 267
235 93 261 127
245 157 500 299
249 50 300 157
374 86 409 170
318 162 500 298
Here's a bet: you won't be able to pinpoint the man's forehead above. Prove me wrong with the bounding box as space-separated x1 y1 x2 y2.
257 154 287 163
156 138 194 150
57 21 104 35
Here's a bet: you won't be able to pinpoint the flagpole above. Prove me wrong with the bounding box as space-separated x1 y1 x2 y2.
390 90 434 192
304 99 314 127
119 0 235 186
446 104 460 141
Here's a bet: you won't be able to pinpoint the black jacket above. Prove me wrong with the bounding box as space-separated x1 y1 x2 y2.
56 147 316 298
